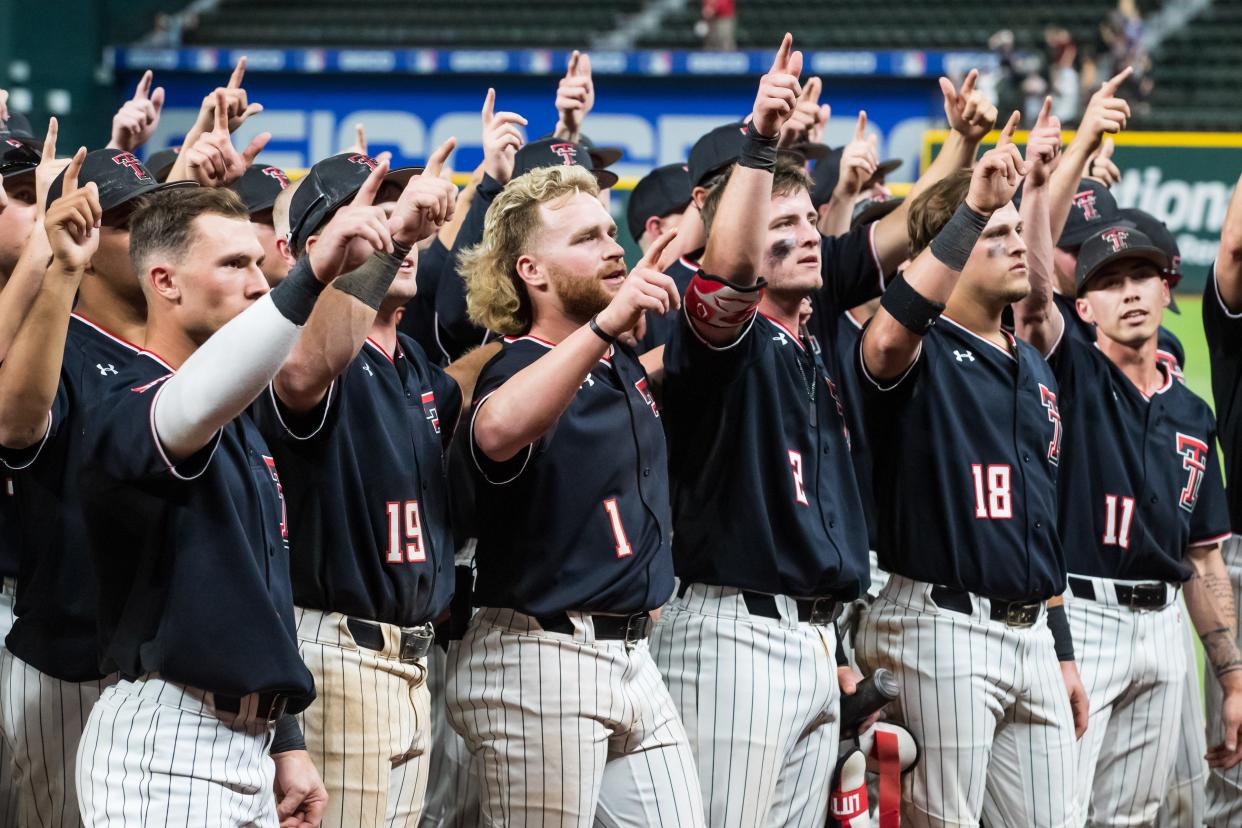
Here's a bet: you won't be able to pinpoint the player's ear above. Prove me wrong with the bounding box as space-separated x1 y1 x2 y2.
644 214 664 244
691 186 710 209
1161 278 1171 308
1075 295 1094 326
276 237 296 267
146 265 180 303
514 253 546 289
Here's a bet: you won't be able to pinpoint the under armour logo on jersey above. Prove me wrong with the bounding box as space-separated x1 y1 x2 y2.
1100 227 1130 252
579 374 595 391
1073 190 1099 220
96 363 117 376
772 331 788 345
361 362 374 377
953 350 974 362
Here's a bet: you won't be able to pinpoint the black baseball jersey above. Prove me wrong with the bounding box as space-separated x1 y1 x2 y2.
638 253 700 353
0 314 138 681
663 310 869 598
1204 264 1242 530
469 336 673 616
80 352 314 709
253 335 461 628
857 316 1066 601
830 311 878 548
398 237 450 365
1048 334 1230 581
1053 292 1186 375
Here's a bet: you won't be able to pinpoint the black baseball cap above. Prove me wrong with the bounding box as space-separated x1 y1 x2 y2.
1075 225 1170 296
143 147 180 183
513 138 618 189
230 164 291 215
1118 207 1182 312
783 141 833 164
1058 178 1119 250
578 134 623 169
46 148 193 214
851 196 904 229
288 152 421 253
687 122 748 190
0 112 40 178
626 163 691 241
810 149 902 209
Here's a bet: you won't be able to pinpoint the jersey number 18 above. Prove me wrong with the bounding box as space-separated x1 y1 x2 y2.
971 464 1012 519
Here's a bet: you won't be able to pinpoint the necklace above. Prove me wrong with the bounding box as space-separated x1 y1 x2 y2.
793 329 818 426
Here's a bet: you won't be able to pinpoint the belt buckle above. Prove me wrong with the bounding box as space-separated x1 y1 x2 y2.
1127 583 1165 609
401 625 434 663
622 614 648 648
1004 602 1039 628
808 598 838 626
264 695 288 726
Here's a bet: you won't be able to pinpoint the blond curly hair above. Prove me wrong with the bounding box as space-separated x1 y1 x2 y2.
460 165 601 336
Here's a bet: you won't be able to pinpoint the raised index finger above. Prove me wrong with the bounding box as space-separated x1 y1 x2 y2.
481 88 495 124
770 33 793 74
61 147 87 195
351 159 388 207
996 110 1020 146
1036 95 1052 128
1102 65 1134 95
423 137 457 178
960 68 979 98
566 50 579 78
213 90 229 133
41 117 58 161
134 70 153 102
854 110 867 141
639 227 678 271
228 56 247 90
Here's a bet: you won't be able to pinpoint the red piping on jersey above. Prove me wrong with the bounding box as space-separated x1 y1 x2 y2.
940 315 1016 361
759 313 806 351
503 333 613 364
1190 531 1233 548
364 337 396 364
679 255 700 271
71 313 142 353
138 350 176 371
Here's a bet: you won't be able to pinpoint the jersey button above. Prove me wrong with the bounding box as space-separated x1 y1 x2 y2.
643 468 651 477
1023 453 1031 462
829 520 836 528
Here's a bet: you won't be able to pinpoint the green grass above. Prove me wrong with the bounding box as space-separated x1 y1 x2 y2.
1163 293 1212 406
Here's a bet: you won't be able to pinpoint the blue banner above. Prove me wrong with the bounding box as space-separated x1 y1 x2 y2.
125 69 947 182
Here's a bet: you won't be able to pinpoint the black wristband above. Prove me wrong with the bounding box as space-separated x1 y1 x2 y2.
738 129 779 173
269 257 327 325
879 272 946 336
928 202 990 273
269 713 306 754
588 314 618 345
332 242 411 311
1046 603 1075 662
835 628 850 667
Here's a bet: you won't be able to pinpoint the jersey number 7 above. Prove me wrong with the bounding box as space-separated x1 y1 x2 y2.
386 500 426 563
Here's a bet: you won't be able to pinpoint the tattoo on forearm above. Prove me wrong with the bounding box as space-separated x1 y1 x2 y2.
1204 572 1238 626
1202 627 1242 677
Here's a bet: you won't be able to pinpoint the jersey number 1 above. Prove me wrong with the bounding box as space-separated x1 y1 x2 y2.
386 500 426 563
603 498 633 558
1102 494 1135 548
971 464 1012 519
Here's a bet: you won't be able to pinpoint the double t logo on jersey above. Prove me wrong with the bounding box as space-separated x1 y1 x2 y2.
1039 384 1062 466
420 391 441 434
1176 432 1209 512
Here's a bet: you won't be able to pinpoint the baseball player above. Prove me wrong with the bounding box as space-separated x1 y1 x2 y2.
72 179 423 824
0 148 187 828
250 142 471 827
448 163 702 827
1203 173 1242 827
853 116 1086 827
229 162 291 285
1013 96 1237 819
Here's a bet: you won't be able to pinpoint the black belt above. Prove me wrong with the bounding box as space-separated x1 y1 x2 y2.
1067 576 1169 609
929 586 1041 627
742 591 842 625
535 612 651 645
346 617 434 663
214 691 288 725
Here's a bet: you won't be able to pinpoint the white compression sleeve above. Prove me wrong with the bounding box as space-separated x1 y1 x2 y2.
152 293 301 462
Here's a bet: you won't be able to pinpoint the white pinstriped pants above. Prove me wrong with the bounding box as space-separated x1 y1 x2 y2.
1067 578 1187 826
293 607 431 828
0 579 18 828
1206 536 1242 827
445 607 705 828
420 641 479 828
75 676 279 827
854 575 1077 828
1155 595 1208 827
649 583 843 828
0 648 108 828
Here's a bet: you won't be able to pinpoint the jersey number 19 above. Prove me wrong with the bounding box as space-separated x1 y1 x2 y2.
386 500 426 563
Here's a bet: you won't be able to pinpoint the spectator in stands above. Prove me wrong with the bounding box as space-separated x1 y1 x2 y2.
1045 26 1081 123
699 0 737 51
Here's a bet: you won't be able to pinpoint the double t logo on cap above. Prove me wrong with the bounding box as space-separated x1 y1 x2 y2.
112 151 151 181
549 143 579 166
1073 190 1100 221
1100 227 1130 252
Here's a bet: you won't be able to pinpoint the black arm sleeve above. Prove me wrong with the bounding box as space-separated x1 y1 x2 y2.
269 713 306 754
435 174 505 362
